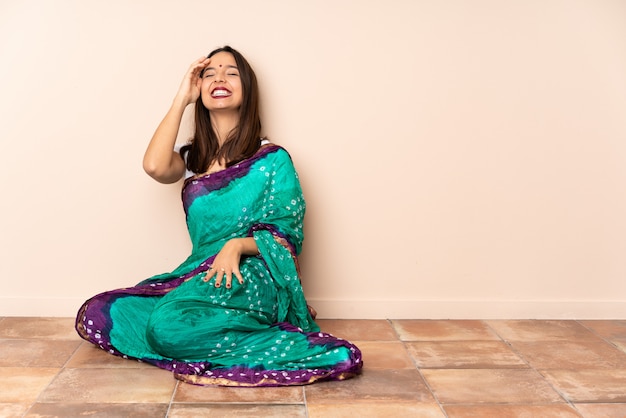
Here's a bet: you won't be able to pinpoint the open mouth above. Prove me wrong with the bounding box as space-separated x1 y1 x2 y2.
211 87 232 98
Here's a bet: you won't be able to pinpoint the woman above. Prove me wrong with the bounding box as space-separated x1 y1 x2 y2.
75 46 362 386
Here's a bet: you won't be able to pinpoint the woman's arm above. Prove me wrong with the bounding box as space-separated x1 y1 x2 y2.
143 56 211 184
142 99 187 183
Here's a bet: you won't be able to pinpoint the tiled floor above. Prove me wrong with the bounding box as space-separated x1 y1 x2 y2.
1 318 626 417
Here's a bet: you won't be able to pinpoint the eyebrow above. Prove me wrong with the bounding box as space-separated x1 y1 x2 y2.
205 65 239 71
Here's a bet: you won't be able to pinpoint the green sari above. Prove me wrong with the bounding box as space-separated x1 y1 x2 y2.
75 145 362 386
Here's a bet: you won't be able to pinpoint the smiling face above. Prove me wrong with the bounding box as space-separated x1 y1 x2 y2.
200 51 243 112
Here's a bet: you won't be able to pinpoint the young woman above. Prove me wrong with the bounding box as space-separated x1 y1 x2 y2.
75 46 362 386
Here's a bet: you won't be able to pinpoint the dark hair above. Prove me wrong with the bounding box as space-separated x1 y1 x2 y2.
181 46 262 174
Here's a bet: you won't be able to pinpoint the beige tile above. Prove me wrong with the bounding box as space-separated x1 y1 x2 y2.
580 320 626 354
574 403 626 418
0 368 60 403
422 369 564 404
406 341 527 369
168 403 307 418
65 342 154 369
305 369 435 404
354 341 415 369
443 404 582 417
308 402 445 418
613 338 626 353
0 339 81 367
316 319 397 341
542 369 626 403
0 317 77 340
39 368 176 403
511 340 626 369
392 320 500 341
486 320 597 342
0 403 31 418
579 320 626 339
24 402 169 417
174 384 304 404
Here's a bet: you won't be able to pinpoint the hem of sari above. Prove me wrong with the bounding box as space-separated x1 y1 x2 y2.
165 323 363 387
76 311 363 388
174 370 361 387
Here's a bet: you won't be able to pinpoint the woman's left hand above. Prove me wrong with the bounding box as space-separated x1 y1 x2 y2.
203 238 258 289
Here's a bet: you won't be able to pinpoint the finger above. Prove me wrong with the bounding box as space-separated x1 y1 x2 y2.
225 272 233 289
233 269 244 285
214 268 226 288
202 267 216 282
196 58 210 71
192 56 210 67
188 58 205 74
190 58 210 77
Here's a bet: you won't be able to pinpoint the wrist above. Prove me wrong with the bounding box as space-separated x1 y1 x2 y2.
172 94 192 110
228 237 259 256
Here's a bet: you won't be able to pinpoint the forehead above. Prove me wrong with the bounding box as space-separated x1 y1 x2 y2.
209 51 237 67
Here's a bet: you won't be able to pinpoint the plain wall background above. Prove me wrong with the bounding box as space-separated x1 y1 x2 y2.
1 0 625 318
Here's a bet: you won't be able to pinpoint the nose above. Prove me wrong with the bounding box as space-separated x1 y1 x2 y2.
214 70 225 83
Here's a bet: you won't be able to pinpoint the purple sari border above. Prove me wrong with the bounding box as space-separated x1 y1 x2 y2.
182 145 284 214
170 322 362 387
250 223 298 258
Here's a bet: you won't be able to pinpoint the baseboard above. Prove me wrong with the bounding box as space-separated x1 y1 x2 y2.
1 297 624 319
306 299 626 319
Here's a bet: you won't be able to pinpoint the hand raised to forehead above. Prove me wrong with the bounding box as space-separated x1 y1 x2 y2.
174 56 211 106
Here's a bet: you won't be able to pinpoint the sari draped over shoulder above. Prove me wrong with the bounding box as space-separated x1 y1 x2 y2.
75 145 362 386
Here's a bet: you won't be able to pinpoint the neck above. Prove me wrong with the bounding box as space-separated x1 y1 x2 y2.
210 111 239 146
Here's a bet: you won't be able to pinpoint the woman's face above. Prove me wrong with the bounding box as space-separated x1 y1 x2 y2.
200 52 243 112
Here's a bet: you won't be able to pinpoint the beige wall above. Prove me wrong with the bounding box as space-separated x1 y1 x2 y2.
1 0 625 318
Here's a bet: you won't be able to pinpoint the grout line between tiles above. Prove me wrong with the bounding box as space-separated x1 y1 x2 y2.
387 318 449 414
302 386 309 418
59 340 85 369
164 380 180 418
413 358 449 417
483 320 582 411
395 319 449 417
27 368 65 412
576 319 625 353
386 318 403 342
483 319 535 369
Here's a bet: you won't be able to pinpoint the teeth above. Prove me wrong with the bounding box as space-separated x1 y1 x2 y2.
212 90 231 97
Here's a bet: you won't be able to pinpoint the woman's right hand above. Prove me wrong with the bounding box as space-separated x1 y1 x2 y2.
174 56 211 106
